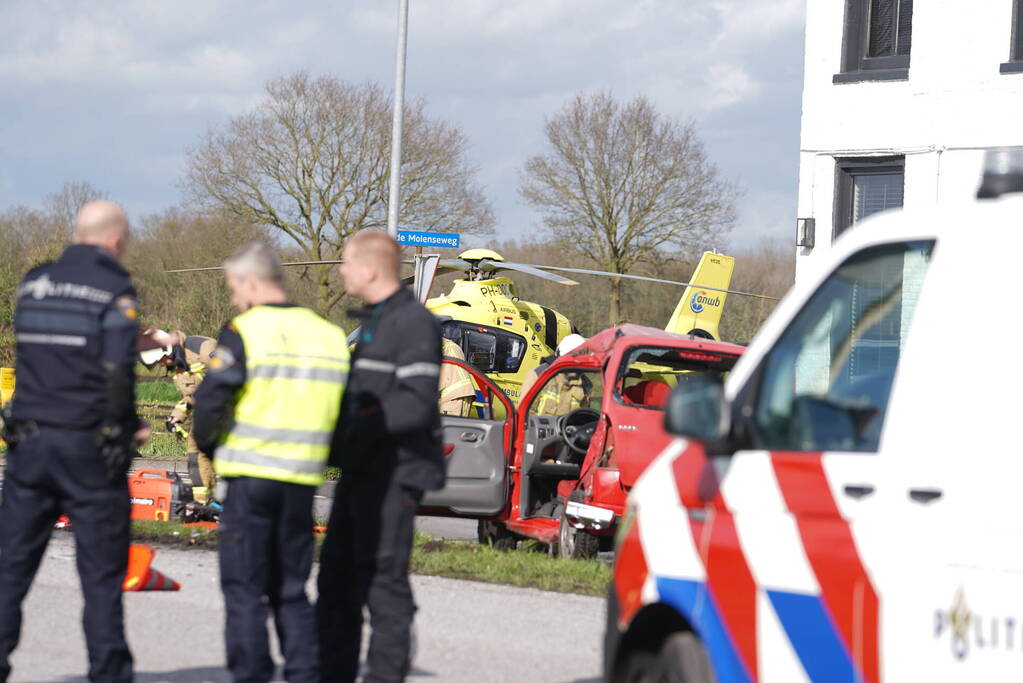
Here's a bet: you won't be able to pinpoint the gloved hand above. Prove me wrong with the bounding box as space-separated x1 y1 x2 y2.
165 416 187 440
97 422 135 482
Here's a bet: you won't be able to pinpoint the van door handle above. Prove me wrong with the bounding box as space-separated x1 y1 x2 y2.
843 484 875 499
687 507 709 523
909 488 943 504
460 432 480 443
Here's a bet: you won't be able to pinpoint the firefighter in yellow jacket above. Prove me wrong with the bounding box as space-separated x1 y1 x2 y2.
139 330 217 501
524 333 589 415
439 338 475 417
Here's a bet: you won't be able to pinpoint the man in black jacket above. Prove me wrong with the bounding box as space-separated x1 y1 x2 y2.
0 201 150 683
317 230 445 683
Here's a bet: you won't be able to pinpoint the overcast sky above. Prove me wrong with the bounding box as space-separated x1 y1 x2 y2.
0 0 806 250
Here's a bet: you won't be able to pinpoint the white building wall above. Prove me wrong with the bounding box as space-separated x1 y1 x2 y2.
796 1 1023 278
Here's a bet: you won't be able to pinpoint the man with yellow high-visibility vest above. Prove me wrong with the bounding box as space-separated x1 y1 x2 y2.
193 242 348 683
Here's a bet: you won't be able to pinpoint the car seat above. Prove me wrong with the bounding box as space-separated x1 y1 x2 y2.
623 380 671 406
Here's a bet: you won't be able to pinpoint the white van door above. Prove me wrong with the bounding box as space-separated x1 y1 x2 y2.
695 240 936 681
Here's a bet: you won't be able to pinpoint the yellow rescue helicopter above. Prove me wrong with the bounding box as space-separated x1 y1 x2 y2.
168 248 774 400
418 249 767 400
422 248 577 402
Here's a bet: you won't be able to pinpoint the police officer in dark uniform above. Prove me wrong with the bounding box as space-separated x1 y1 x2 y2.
0 201 150 683
317 230 446 683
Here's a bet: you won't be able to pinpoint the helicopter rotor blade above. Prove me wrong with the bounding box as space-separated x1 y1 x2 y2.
164 256 776 300
165 265 230 273
165 258 433 274
480 260 579 286
435 259 471 274
166 259 346 273
526 265 780 301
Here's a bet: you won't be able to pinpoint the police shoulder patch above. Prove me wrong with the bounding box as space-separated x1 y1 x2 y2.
115 295 138 320
208 346 235 372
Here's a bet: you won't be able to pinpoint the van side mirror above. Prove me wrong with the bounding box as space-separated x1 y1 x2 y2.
663 375 729 442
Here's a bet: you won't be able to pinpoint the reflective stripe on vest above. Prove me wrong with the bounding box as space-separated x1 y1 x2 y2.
439 378 473 401
214 306 349 486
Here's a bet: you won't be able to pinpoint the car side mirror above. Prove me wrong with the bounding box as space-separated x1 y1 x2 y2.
663 375 729 442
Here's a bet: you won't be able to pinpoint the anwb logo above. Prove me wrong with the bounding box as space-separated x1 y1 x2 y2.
689 291 720 314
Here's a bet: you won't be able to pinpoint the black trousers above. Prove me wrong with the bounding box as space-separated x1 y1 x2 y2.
0 427 132 683
317 475 421 683
218 476 318 683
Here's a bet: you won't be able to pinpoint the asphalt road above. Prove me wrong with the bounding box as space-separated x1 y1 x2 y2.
8 535 605 682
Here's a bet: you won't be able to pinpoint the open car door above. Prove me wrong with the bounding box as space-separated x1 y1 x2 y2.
419 358 516 517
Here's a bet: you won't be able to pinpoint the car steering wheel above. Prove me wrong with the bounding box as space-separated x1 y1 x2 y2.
557 408 601 455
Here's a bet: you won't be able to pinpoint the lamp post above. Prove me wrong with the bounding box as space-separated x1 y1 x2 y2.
386 0 410 237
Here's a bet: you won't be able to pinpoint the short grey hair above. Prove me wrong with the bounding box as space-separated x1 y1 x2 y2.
223 241 285 285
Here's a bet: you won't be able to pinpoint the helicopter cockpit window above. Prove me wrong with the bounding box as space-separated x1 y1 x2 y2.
616 346 740 410
441 321 527 374
465 330 496 371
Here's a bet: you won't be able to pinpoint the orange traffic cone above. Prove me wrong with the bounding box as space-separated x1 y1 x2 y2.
122 544 180 592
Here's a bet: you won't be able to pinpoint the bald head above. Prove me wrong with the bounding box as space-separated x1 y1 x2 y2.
339 230 402 303
73 201 130 260
347 230 401 276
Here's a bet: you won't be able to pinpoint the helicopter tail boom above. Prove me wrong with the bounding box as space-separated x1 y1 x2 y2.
664 252 735 340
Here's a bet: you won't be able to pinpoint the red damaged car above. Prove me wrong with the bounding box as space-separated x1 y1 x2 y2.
419 323 744 558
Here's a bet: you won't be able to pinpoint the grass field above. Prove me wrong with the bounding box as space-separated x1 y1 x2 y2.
136 380 180 404
135 379 188 458
131 520 218 548
124 522 611 596
410 533 611 596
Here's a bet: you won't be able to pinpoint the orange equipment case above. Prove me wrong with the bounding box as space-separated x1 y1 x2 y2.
128 469 194 522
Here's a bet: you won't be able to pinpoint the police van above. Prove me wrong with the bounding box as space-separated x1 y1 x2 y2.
605 162 1023 682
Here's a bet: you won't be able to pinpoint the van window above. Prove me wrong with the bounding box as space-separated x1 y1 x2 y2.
753 241 934 452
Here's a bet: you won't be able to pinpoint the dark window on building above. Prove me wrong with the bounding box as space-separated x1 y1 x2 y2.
1001 0 1023 73
835 0 913 83
833 157 905 238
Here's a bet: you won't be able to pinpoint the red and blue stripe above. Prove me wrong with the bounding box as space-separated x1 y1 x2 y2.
655 445 881 682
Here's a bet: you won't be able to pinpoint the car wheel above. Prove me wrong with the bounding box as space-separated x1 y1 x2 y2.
477 520 517 551
654 632 714 683
616 650 658 683
556 510 600 560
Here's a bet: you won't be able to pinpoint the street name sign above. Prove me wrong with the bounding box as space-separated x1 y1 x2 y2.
396 230 460 249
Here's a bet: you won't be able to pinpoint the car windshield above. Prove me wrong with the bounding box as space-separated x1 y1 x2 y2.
616 345 740 409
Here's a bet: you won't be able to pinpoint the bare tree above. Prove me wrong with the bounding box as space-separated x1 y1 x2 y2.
127 207 272 337
520 92 739 325
185 72 494 314
46 181 107 235
0 203 80 363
